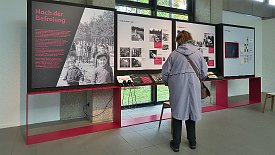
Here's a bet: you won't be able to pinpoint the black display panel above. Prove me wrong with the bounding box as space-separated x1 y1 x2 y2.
28 0 115 92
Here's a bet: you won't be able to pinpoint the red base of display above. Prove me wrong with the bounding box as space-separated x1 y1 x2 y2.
28 86 120 95
27 122 120 145
122 105 228 127
25 77 261 145
228 100 260 108
26 86 122 145
122 112 171 127
202 105 227 112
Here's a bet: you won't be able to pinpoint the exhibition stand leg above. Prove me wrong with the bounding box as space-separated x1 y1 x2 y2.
249 77 261 103
202 80 228 113
113 88 122 127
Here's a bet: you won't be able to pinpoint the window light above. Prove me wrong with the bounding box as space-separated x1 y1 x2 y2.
269 0 275 5
255 0 264 2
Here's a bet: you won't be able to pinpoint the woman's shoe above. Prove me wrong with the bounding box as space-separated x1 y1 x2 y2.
170 140 179 152
188 140 196 149
189 144 196 149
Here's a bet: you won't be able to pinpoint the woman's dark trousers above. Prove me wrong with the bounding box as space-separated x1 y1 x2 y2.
172 117 196 146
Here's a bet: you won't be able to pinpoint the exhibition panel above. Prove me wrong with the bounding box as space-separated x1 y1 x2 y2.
175 21 216 68
117 13 172 70
217 24 255 77
28 0 116 92
26 0 120 145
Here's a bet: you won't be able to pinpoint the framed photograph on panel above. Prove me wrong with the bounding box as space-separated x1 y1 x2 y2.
225 42 239 58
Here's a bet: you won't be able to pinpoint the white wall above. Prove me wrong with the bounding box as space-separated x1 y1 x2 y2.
0 0 25 128
222 11 263 96
262 18 275 92
0 1 60 129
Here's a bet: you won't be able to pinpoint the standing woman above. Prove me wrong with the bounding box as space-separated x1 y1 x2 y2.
161 30 208 152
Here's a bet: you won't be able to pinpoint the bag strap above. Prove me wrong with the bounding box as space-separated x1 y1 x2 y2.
176 51 201 81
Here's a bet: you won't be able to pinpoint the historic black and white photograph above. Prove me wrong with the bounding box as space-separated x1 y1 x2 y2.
57 8 114 87
163 33 169 41
120 47 130 57
131 26 144 41
196 41 203 47
149 28 162 42
244 44 249 52
131 48 142 57
132 58 142 67
149 50 157 59
120 58 131 68
198 47 208 55
203 33 214 48
162 44 169 50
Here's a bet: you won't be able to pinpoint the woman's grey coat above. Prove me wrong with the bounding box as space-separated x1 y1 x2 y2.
161 43 208 121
